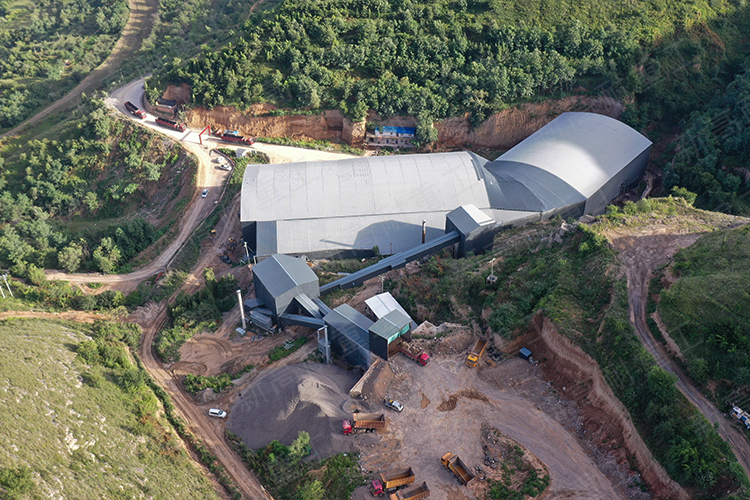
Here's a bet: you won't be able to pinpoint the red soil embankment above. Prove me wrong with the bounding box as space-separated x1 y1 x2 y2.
174 83 623 150
523 315 689 500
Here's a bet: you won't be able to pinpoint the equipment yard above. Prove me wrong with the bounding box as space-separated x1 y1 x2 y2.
216 319 652 500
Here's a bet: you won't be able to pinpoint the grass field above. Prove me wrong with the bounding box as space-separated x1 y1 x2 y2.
0 318 219 499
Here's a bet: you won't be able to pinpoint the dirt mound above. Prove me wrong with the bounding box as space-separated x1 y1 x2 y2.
437 389 490 411
525 315 690 500
228 363 361 458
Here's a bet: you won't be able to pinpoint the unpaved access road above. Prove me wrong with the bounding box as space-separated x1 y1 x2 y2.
608 228 750 479
45 78 357 293
0 0 159 138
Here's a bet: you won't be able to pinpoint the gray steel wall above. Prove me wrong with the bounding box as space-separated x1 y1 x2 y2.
328 326 372 369
584 146 651 215
369 333 389 361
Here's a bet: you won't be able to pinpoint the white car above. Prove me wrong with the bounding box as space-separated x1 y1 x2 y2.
201 189 208 198
208 408 227 418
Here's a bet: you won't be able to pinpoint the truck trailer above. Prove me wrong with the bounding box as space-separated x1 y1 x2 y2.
466 338 487 368
155 117 187 132
396 340 431 366
342 413 385 434
124 101 146 119
215 129 255 145
441 453 474 485
370 467 415 496
388 482 429 500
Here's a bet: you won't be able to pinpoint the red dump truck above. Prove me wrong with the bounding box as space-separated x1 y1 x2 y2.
342 413 385 434
388 482 429 500
155 117 186 132
441 453 474 485
124 101 146 119
215 129 255 145
466 338 487 368
396 340 430 366
370 467 415 496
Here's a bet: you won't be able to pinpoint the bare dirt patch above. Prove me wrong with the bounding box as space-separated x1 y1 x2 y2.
437 389 489 411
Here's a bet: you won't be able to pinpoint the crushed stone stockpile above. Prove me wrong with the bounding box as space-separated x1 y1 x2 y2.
228 363 361 458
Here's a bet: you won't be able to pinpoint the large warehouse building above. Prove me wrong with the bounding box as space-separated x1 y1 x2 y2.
241 112 652 258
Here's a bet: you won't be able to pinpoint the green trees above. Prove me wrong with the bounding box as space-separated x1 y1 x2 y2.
152 0 662 123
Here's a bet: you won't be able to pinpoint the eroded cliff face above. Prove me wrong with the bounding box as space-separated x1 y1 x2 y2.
168 84 622 150
520 315 690 500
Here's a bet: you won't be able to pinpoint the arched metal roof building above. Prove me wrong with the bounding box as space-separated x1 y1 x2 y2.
241 112 651 258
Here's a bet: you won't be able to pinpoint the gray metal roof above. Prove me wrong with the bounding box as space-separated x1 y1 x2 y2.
483 161 585 212
493 112 652 198
323 304 373 347
251 254 317 299
365 292 415 323
445 205 495 235
242 113 650 256
369 309 411 340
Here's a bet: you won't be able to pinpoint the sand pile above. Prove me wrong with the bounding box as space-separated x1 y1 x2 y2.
228 363 362 458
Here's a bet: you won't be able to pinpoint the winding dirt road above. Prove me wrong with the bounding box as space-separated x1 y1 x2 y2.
608 228 750 479
0 0 159 139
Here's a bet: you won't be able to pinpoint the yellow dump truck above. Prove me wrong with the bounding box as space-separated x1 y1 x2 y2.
388 481 430 500
441 452 475 485
466 338 487 368
370 467 416 496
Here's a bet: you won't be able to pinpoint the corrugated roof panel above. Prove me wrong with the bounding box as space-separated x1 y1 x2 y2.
495 113 652 198
252 255 317 299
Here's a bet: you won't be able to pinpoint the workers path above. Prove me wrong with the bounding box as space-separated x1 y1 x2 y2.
609 229 750 480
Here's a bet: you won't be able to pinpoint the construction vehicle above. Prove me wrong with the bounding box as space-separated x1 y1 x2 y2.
388 482 429 500
155 116 187 132
124 101 146 119
342 413 385 434
732 406 750 429
466 338 487 368
215 129 255 145
441 452 474 485
370 467 415 496
396 340 430 366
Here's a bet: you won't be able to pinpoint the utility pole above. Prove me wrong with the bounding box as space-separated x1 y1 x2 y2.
236 289 247 330
1 274 12 297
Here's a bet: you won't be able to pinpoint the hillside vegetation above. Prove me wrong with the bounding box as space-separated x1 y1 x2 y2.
0 318 219 499
0 0 127 131
148 0 749 131
384 200 747 497
658 223 750 395
0 97 193 276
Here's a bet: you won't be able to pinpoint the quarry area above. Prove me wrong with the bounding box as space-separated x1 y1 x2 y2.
183 305 656 500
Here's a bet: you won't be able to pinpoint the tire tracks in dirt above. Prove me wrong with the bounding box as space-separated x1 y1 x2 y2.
608 229 750 480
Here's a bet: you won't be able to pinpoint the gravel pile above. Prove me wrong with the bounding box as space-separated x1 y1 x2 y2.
228 363 361 458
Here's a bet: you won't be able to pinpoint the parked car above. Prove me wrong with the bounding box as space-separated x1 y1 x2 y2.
201 188 208 198
220 255 232 265
384 397 404 412
208 408 227 418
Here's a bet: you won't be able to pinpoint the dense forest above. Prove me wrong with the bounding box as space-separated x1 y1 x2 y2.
149 0 749 125
662 64 750 214
0 0 127 129
0 97 187 275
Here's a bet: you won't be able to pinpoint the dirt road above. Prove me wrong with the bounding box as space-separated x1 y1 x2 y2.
45 78 357 292
608 229 750 479
0 0 159 139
